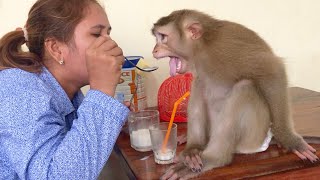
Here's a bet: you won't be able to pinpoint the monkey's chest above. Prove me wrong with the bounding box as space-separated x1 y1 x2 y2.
198 78 232 101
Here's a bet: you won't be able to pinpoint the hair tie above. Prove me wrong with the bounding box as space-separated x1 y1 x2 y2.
22 27 29 42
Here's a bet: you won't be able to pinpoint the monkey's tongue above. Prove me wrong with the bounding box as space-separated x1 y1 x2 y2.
169 58 180 76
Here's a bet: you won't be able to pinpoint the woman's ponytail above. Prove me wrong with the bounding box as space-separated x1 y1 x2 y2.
0 29 42 73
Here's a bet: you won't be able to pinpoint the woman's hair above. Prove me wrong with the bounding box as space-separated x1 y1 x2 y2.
0 0 100 72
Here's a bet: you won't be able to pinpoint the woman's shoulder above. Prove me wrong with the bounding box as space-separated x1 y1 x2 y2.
0 68 39 81
0 68 47 93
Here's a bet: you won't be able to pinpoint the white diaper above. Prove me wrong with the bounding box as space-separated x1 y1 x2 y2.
236 128 273 154
255 129 273 153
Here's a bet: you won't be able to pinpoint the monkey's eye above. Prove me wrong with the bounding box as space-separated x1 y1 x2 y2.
156 33 168 43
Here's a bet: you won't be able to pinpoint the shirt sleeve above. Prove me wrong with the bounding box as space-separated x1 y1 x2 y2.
0 89 129 180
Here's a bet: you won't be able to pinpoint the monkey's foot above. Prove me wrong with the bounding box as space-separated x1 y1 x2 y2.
292 143 319 162
160 162 201 180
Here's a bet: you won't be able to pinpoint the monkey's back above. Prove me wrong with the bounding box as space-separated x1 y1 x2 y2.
202 19 284 81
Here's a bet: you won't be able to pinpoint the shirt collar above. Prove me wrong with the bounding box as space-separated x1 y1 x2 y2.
39 67 81 116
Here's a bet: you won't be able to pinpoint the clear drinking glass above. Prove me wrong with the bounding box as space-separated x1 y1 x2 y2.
128 110 160 152
149 122 177 164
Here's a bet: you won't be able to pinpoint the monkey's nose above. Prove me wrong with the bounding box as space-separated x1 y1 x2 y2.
152 49 158 54
152 49 158 58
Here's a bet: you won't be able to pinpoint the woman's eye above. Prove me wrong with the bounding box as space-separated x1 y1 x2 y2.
92 33 101 37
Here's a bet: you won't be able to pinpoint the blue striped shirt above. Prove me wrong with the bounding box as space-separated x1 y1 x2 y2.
0 67 129 179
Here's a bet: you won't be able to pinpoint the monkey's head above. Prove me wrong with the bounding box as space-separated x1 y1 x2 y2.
152 9 219 76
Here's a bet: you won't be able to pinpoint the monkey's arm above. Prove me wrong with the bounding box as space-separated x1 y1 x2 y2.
257 63 318 162
185 78 208 149
175 77 208 170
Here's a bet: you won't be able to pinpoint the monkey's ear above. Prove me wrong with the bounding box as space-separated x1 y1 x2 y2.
187 23 203 40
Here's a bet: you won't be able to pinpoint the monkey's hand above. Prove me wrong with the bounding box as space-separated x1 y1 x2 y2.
292 141 318 162
161 161 201 180
173 148 203 172
276 134 318 162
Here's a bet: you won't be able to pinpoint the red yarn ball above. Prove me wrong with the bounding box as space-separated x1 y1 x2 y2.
158 73 193 122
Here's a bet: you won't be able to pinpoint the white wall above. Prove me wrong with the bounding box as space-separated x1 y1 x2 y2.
1 0 319 107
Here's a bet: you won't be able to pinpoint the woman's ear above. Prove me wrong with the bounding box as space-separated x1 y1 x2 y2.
44 38 66 64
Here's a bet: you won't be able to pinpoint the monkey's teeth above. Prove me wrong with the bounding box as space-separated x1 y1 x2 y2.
176 60 182 71
169 58 177 76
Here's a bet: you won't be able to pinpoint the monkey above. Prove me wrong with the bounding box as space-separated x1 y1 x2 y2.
151 9 319 179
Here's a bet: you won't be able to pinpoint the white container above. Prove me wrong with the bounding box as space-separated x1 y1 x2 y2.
115 67 147 111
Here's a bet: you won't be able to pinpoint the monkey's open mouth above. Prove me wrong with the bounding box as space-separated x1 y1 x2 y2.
169 57 182 76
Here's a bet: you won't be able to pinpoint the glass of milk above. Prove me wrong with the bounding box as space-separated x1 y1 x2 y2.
149 122 177 164
128 110 159 152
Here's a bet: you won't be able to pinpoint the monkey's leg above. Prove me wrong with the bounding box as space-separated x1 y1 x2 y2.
201 80 271 172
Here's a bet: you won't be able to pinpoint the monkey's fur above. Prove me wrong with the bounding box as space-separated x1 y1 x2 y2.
152 9 318 179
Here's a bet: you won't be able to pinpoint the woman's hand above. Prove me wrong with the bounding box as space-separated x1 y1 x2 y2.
123 101 135 111
86 35 124 96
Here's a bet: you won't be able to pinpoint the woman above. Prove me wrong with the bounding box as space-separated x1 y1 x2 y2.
0 0 129 179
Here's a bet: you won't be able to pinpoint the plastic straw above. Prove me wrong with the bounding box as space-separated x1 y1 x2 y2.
161 91 190 152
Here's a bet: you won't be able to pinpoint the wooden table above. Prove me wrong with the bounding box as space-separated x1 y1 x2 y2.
113 87 320 179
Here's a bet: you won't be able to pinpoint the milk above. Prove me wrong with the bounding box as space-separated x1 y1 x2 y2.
154 149 175 164
130 128 152 151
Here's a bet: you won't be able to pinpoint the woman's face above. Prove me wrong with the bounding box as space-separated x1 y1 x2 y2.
64 3 111 87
